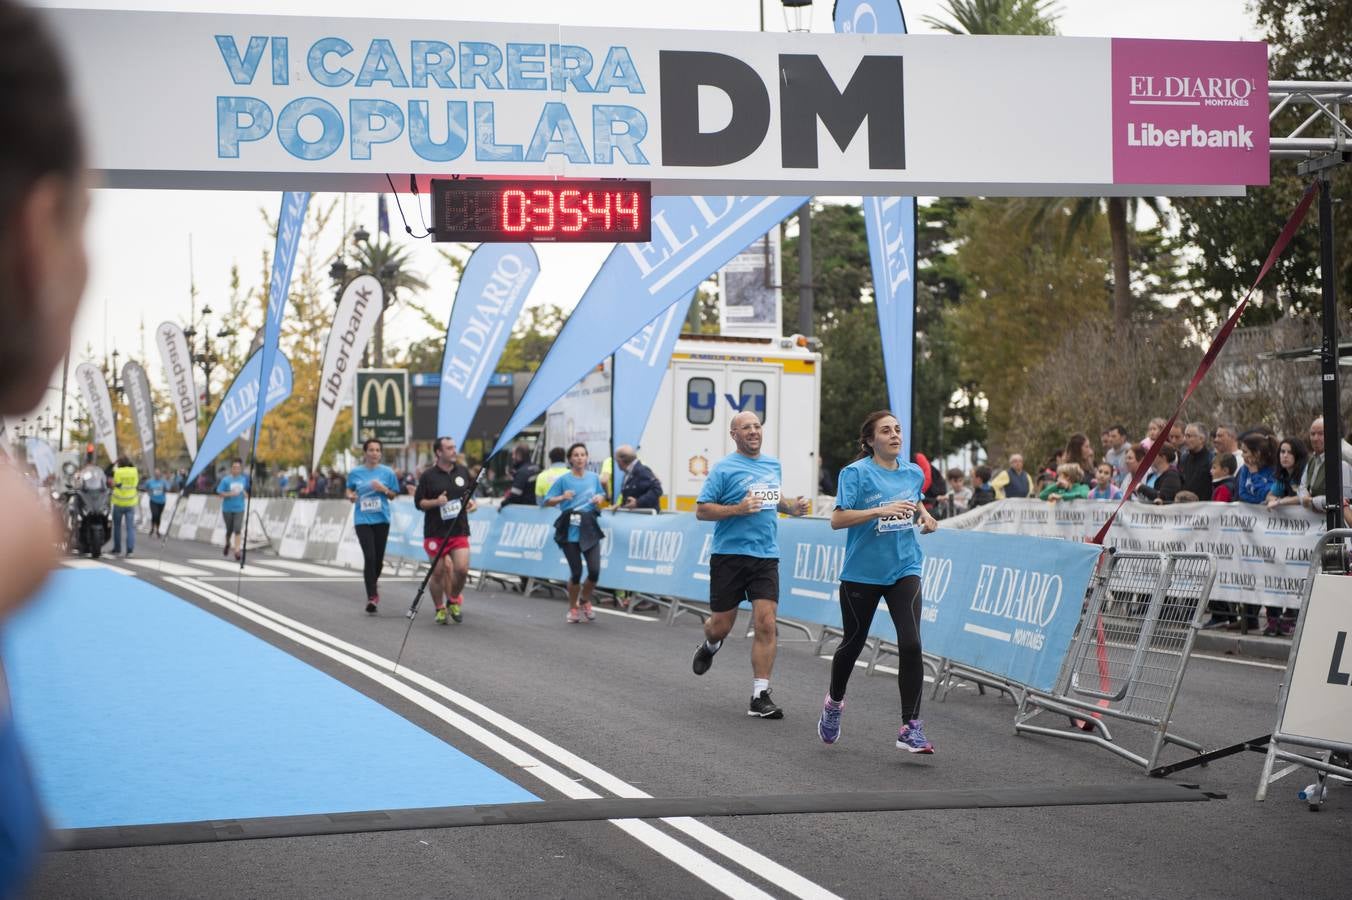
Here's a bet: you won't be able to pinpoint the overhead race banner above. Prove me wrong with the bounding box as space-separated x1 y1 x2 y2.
437 244 540 446
836 0 915 456
313 273 382 468
251 190 310 462
612 292 693 452
45 8 1268 196
947 498 1325 609
156 321 199 459
492 194 808 457
75 362 117 463
121 360 156 473
187 348 294 483
355 369 409 446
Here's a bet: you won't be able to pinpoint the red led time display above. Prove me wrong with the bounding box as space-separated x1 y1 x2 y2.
431 179 651 243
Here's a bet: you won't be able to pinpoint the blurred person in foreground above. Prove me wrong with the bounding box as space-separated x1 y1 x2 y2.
0 1 91 894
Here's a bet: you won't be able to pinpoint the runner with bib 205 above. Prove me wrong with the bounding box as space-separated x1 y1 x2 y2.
817 410 939 753
691 411 809 719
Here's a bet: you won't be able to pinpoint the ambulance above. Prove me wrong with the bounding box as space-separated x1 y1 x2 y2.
544 333 822 512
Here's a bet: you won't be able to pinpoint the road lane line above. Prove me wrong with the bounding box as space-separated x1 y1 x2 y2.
60 559 132 574
117 557 212 577
188 558 290 577
168 577 785 900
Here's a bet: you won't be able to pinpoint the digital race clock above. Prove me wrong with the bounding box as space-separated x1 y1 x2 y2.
431 179 651 243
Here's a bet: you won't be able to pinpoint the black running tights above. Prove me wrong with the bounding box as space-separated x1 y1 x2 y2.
560 541 601 585
830 576 924 721
354 523 390 598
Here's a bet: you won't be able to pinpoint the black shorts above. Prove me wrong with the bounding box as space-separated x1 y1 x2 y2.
708 554 779 612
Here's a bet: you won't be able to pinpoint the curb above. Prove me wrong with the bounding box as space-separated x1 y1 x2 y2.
1194 630 1292 663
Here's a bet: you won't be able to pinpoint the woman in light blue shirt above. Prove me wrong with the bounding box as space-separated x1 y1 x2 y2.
818 411 939 754
544 443 607 624
346 438 401 614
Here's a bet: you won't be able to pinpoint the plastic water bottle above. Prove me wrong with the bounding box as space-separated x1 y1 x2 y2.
1297 783 1327 802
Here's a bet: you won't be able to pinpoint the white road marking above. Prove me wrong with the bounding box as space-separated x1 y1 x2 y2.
170 576 838 900
60 559 132 574
188 558 290 577
258 559 356 577
589 606 657 622
117 557 212 577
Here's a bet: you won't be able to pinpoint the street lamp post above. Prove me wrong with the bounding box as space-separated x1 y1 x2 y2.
335 224 400 368
181 304 236 407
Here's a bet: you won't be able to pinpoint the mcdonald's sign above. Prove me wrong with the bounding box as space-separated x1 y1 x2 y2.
354 369 409 446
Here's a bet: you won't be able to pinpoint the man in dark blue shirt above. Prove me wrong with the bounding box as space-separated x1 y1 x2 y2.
615 445 662 511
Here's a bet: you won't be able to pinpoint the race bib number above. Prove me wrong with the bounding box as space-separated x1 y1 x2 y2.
569 513 582 529
230 483 243 495
749 483 781 511
360 496 382 513
877 500 915 533
439 499 463 520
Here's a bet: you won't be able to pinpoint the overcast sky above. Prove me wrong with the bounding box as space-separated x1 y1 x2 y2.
25 0 1262 422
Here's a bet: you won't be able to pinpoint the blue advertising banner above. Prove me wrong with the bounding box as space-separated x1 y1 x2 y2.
913 531 1101 692
612 292 694 454
250 191 310 456
437 244 541 446
490 195 808 457
835 1 916 455
465 504 1099 693
187 349 293 483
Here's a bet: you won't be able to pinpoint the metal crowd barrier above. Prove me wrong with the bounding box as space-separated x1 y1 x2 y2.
1013 551 1216 772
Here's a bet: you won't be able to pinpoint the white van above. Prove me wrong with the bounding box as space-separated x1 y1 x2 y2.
544 334 822 512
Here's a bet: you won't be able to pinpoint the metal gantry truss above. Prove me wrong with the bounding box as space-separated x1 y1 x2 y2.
1270 81 1352 160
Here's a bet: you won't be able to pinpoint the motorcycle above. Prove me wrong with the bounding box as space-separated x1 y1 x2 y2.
60 462 111 558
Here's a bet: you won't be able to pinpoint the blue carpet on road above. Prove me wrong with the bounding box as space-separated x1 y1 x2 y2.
1 569 536 829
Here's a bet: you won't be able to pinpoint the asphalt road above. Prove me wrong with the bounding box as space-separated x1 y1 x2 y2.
25 536 1352 899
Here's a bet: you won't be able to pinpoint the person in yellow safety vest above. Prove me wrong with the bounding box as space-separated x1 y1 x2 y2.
110 455 139 557
534 446 569 505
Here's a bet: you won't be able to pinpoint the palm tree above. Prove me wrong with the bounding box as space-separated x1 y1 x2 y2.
921 0 1059 36
347 230 430 367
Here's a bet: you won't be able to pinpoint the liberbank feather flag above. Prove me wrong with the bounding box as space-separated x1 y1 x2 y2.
836 0 916 456
121 360 156 473
249 191 309 459
187 348 293 483
74 362 117 463
312 274 382 469
611 291 694 452
491 196 806 457
156 321 198 459
438 244 540 447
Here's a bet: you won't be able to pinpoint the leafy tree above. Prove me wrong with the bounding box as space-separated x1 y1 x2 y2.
497 304 567 373
346 235 430 367
1173 2 1352 326
818 301 885 474
947 198 1111 448
781 202 872 333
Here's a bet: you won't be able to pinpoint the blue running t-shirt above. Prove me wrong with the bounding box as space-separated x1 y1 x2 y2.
697 453 783 559
215 474 250 514
143 478 167 504
835 456 926 585
347 464 399 526
545 471 604 542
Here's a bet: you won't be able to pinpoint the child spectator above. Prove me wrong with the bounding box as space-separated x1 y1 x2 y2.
1039 463 1089 502
1236 434 1278 504
970 465 996 507
1135 444 1183 504
945 468 972 514
1211 454 1238 502
1087 463 1123 501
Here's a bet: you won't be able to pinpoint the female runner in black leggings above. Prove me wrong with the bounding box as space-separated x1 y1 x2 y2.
817 410 939 752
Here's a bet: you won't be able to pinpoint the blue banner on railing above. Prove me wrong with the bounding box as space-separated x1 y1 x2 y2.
453 504 1098 692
